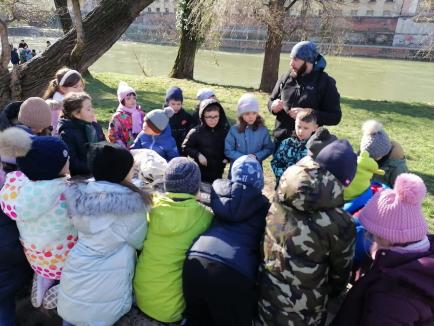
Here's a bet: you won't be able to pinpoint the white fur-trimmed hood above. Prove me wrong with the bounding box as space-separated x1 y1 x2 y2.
65 181 149 217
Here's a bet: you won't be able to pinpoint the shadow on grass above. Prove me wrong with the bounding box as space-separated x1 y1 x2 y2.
417 171 434 196
341 98 434 120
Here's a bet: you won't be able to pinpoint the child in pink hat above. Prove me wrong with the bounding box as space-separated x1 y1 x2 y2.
333 173 434 326
108 81 145 149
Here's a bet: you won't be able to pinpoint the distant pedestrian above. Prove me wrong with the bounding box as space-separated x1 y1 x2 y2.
10 47 19 65
46 40 51 47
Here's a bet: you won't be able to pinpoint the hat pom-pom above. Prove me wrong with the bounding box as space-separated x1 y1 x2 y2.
362 120 384 135
394 173 426 204
0 127 32 158
164 106 175 118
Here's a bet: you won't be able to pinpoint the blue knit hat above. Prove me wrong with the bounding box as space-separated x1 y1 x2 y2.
165 86 183 103
231 155 264 191
291 41 327 70
164 157 201 195
314 139 357 187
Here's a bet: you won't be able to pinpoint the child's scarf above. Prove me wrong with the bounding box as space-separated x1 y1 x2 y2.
117 104 142 135
73 118 98 144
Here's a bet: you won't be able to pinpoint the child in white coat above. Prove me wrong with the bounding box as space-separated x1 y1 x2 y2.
57 142 151 326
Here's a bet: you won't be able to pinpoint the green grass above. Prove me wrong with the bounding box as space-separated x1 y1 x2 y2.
86 72 434 228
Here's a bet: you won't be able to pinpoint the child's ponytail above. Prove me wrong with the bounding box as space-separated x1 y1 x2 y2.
120 180 153 207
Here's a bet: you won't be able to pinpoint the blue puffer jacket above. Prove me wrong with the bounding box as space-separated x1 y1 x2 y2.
57 181 149 326
188 179 270 281
225 125 274 163
131 125 179 162
0 209 32 301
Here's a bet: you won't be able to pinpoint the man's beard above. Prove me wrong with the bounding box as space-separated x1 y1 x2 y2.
290 62 307 78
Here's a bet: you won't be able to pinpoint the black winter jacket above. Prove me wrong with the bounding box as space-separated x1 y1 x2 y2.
169 108 194 153
268 70 341 141
182 100 229 183
58 118 106 177
0 209 32 301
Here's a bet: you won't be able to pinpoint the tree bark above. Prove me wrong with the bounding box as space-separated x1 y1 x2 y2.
170 29 199 79
54 0 73 34
70 0 85 67
0 0 154 107
259 0 285 93
0 18 11 75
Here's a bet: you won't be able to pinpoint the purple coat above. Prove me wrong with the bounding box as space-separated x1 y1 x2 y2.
332 236 434 326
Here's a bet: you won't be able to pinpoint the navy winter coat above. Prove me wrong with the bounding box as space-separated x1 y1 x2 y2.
58 118 106 177
188 179 270 281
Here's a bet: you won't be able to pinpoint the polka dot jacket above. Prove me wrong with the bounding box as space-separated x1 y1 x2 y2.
0 171 77 280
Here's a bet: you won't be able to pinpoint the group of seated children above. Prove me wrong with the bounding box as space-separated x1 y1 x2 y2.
1 66 432 326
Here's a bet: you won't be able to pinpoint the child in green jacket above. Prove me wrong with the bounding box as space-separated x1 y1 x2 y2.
133 157 213 323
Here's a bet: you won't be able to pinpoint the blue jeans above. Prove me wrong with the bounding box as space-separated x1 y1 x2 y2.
62 321 74 326
0 297 16 326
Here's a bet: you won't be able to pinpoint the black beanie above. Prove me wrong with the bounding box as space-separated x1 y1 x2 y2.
87 142 134 183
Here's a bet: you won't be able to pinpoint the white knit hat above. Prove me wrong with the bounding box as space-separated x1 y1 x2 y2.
237 93 259 117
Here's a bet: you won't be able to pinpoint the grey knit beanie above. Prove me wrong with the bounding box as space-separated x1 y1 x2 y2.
306 127 338 159
237 93 259 117
360 120 392 159
145 107 175 132
164 157 201 195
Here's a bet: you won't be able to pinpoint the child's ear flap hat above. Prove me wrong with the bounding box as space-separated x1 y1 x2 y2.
360 173 428 244
196 88 215 102
87 142 134 183
360 120 392 159
117 81 136 104
231 155 264 190
0 127 69 181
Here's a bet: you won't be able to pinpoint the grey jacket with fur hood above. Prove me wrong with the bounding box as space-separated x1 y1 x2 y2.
57 181 150 326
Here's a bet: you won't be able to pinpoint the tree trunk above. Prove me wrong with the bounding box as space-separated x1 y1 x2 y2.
0 18 11 75
170 29 199 79
54 0 73 34
0 0 154 107
70 0 85 67
259 0 285 93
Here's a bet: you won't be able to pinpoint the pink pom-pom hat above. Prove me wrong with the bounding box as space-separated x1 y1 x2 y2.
117 81 136 103
359 173 427 244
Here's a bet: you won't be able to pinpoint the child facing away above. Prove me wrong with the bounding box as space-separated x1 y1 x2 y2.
182 99 230 184
360 120 408 187
130 148 168 193
165 86 194 153
43 67 85 135
192 88 216 127
332 174 434 326
131 107 179 161
58 92 105 177
225 93 274 169
108 81 145 148
134 157 213 324
0 128 77 310
0 97 52 136
57 142 151 326
271 109 318 184
183 155 270 326
259 140 357 326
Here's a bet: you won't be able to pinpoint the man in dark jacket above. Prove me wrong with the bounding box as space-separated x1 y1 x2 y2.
269 41 341 142
182 99 229 183
10 47 19 66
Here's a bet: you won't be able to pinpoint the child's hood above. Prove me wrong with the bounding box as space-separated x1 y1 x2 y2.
198 99 228 130
276 156 344 211
358 151 384 175
64 181 149 234
149 193 212 236
15 177 68 220
210 179 270 223
57 118 80 133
